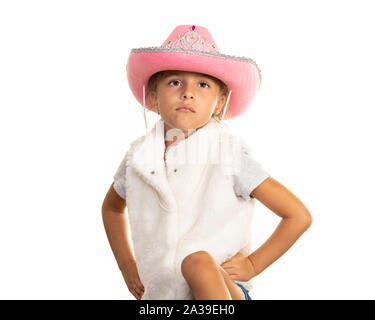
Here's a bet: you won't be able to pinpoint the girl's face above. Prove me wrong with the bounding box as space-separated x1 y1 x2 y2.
150 71 227 136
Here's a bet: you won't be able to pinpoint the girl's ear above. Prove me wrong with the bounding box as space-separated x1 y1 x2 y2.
148 92 158 111
214 94 228 116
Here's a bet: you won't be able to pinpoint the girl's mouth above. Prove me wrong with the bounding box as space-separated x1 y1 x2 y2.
176 105 196 113
177 107 194 113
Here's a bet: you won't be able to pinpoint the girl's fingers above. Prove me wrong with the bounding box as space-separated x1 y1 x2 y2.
230 274 239 281
224 269 238 277
221 262 231 267
134 286 142 296
137 281 145 291
137 281 144 290
222 265 236 270
131 288 140 300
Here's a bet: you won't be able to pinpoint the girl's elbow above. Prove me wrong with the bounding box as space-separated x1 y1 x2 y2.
286 210 312 230
300 211 313 229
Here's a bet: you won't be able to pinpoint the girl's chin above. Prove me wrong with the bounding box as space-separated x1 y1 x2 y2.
164 113 211 131
168 115 196 129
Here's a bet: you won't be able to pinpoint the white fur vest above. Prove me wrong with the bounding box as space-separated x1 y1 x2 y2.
124 118 257 300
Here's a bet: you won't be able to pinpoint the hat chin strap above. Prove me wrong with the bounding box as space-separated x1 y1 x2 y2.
142 85 232 133
142 85 148 134
220 89 232 122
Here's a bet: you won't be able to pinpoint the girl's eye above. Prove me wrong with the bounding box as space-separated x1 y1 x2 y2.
168 80 181 86
168 80 210 88
199 82 210 88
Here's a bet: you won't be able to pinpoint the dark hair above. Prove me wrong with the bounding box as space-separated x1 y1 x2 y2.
146 70 229 118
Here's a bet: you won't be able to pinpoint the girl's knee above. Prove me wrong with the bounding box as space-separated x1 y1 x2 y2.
181 251 215 276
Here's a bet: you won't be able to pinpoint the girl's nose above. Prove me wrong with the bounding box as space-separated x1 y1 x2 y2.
181 82 195 100
183 93 194 100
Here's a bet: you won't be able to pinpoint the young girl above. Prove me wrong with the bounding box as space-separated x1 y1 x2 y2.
102 25 312 300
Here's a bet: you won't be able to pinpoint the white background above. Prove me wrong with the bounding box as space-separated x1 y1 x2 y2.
1 0 374 299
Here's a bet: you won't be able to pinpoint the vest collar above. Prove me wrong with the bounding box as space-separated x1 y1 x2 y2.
128 118 222 212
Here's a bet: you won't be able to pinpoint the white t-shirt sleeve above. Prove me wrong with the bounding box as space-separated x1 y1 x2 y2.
113 152 128 200
232 141 270 200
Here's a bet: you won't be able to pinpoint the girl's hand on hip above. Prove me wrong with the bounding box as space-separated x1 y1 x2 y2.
121 261 145 300
220 252 256 282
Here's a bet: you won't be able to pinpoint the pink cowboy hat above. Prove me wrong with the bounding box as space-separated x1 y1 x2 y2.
126 24 261 120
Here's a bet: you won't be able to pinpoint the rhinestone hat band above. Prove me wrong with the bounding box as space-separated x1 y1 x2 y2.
131 25 262 79
166 25 219 53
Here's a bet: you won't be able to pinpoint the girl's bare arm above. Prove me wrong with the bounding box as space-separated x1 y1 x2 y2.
101 182 136 272
248 176 313 277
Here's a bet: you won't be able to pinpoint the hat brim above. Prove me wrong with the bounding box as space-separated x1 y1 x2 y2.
126 48 261 119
